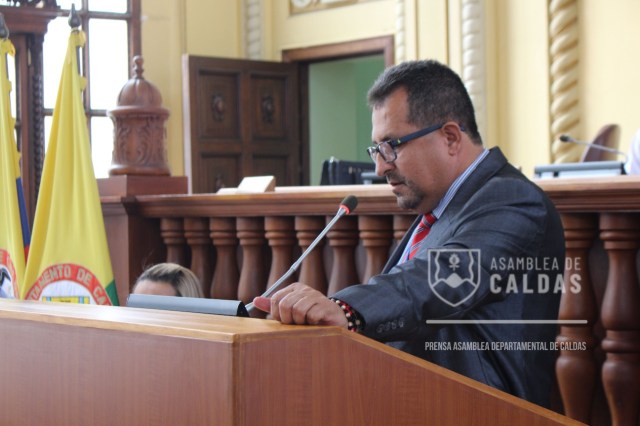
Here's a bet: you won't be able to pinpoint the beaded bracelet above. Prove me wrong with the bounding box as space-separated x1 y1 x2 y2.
330 298 363 332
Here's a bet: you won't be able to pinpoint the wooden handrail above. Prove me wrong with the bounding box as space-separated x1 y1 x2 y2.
535 175 640 211
127 184 403 217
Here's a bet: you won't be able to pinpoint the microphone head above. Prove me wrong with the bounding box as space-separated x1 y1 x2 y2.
559 134 571 142
339 195 358 215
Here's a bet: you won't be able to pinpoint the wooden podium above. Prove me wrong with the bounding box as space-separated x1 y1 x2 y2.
0 300 581 425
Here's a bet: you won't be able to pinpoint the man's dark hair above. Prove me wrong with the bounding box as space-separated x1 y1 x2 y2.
367 60 482 145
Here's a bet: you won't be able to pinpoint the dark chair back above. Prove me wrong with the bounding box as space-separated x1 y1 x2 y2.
320 157 375 185
581 124 621 162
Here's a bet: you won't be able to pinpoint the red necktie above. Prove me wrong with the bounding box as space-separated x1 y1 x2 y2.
408 213 437 260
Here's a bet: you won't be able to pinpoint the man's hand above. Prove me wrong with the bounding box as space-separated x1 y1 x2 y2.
252 283 348 328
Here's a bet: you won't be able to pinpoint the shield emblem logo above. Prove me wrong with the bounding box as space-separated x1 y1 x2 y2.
428 248 481 307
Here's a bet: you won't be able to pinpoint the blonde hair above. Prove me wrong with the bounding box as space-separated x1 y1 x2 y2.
134 263 204 298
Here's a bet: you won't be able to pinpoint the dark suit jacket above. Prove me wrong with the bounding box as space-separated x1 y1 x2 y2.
334 147 565 408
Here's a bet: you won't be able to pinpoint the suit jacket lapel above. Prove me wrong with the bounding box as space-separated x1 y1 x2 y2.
380 147 509 274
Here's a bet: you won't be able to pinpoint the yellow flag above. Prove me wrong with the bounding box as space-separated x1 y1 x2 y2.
0 38 30 299
22 31 118 305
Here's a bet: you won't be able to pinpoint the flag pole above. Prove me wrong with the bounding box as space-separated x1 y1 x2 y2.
0 14 9 76
0 13 8 39
0 14 31 298
68 4 81 74
0 13 8 38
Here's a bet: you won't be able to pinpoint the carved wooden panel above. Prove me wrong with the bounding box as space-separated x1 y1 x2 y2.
197 72 240 140
198 154 241 193
183 56 301 193
251 76 286 139
252 154 289 185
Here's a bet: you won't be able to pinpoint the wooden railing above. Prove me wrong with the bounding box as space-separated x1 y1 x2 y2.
103 184 413 304
101 176 640 426
537 177 640 426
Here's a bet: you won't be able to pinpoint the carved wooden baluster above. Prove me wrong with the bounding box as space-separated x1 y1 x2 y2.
359 215 393 283
237 217 267 303
393 214 415 244
210 217 239 300
160 218 186 265
295 216 327 294
184 218 213 298
555 213 598 423
265 216 296 290
327 215 359 295
599 213 640 426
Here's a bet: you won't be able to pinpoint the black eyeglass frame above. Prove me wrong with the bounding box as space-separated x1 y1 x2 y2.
366 122 465 163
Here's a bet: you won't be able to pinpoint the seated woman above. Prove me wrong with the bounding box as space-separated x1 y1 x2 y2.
131 263 204 298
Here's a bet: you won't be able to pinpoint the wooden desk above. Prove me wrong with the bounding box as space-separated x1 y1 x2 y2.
0 299 580 425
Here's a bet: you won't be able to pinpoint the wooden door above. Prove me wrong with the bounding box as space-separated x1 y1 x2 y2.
183 56 302 193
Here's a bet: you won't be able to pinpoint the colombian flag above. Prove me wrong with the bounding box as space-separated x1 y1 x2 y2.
21 30 118 305
0 37 30 299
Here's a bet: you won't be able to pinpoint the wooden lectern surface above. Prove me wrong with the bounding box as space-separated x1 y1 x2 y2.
0 300 582 426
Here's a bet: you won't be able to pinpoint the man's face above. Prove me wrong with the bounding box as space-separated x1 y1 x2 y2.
371 88 454 214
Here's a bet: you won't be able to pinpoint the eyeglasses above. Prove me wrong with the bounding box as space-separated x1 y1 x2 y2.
366 123 445 164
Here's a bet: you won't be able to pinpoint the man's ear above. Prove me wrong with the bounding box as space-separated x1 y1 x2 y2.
442 122 463 154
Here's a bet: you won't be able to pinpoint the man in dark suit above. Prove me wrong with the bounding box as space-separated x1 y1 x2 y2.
253 60 565 409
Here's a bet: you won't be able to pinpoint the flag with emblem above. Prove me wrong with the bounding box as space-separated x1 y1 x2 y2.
0 36 30 299
21 29 118 305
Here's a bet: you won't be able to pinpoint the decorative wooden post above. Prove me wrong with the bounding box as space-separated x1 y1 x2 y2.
100 55 187 297
210 217 239 300
555 213 599 423
237 217 267 303
108 56 170 176
599 213 640 426
359 215 393 283
160 218 187 266
184 218 213 298
265 216 296 289
326 215 359 295
393 214 414 243
295 216 328 293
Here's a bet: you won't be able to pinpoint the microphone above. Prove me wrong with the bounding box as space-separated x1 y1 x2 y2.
559 134 628 163
245 195 358 313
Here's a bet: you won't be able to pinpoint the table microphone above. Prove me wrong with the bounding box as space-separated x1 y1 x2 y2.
245 195 358 313
559 134 628 162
